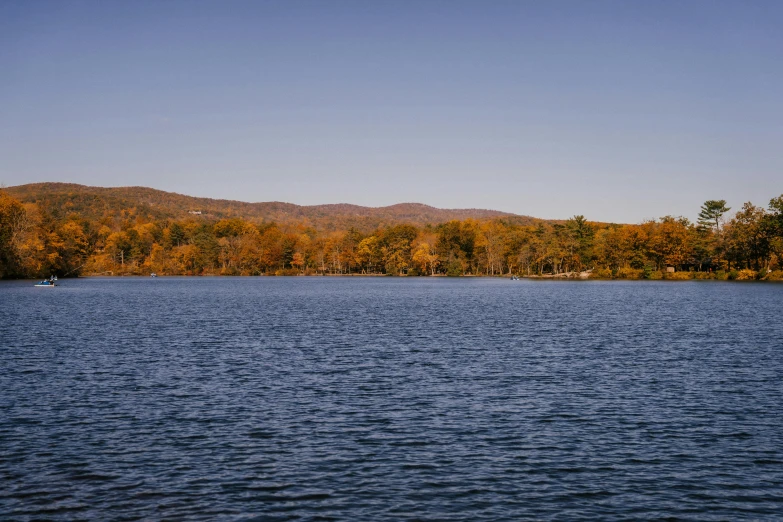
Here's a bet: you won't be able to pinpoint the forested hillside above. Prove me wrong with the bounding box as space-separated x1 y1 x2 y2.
1 185 782 280
6 183 525 232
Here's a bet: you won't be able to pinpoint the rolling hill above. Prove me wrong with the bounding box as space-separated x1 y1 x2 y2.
6 183 536 231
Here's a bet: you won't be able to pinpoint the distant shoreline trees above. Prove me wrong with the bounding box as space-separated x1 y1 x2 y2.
1 189 782 281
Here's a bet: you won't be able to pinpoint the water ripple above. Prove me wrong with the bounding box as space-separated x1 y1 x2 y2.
1 277 782 520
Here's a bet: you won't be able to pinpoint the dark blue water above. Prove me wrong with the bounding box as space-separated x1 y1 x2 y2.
1 277 782 520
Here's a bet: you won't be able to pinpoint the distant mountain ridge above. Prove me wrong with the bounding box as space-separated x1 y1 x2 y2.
6 183 536 230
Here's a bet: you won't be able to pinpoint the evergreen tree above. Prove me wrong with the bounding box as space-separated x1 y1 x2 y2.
698 200 730 231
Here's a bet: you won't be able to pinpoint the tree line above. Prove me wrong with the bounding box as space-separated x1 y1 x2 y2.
2 189 782 280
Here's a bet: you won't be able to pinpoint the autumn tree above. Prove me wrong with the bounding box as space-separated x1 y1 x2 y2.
0 191 28 276
565 215 595 271
412 233 439 275
381 224 417 275
649 217 694 270
725 203 771 270
436 220 476 275
476 221 506 275
356 236 381 274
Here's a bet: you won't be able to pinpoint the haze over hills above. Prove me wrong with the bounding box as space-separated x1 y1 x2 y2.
6 183 537 231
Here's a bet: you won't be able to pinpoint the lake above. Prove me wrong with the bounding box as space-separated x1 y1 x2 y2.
1 277 782 520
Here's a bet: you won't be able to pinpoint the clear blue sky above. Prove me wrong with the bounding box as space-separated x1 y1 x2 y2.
1 0 781 222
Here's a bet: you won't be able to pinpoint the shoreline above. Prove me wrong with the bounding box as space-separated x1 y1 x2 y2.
15 272 782 282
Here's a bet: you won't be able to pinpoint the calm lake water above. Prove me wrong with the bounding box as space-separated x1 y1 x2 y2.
1 277 782 520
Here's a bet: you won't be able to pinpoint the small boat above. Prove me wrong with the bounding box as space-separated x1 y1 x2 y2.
35 275 58 287
150 273 158 278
